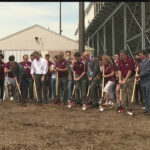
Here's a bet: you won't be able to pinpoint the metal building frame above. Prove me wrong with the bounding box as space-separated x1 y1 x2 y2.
85 2 150 57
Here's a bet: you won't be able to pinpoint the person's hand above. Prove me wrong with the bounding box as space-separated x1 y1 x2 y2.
41 76 45 82
135 67 139 72
14 77 17 81
136 77 140 82
135 74 139 78
122 80 126 84
74 78 77 81
76 78 80 81
17 83 20 88
119 80 123 84
32 75 35 79
102 74 107 78
88 77 92 81
56 67 60 72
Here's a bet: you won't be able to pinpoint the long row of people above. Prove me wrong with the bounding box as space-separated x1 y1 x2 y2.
0 49 150 116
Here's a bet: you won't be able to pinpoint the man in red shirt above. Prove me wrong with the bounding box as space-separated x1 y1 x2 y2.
56 52 69 105
73 52 88 110
45 54 53 101
118 50 135 115
0 54 5 101
4 55 16 101
20 54 33 101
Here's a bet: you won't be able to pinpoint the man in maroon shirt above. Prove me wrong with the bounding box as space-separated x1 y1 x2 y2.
73 52 88 110
4 55 16 101
45 54 53 101
20 54 33 101
118 50 135 115
0 54 5 100
56 52 69 105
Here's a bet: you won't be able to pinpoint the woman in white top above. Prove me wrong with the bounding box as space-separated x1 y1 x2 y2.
50 55 58 102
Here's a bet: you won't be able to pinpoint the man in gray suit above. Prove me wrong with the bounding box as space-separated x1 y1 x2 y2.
136 50 150 115
88 56 102 107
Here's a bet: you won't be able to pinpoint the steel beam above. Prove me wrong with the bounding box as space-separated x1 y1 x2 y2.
79 2 85 54
92 37 94 49
126 33 141 43
97 32 100 56
126 4 142 31
141 2 145 49
127 44 135 60
104 25 107 54
112 15 115 56
124 3 127 49
89 2 124 40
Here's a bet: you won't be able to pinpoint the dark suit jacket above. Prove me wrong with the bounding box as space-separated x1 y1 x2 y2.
90 59 102 79
139 58 150 87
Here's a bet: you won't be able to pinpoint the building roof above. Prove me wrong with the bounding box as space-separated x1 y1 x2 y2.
0 24 93 51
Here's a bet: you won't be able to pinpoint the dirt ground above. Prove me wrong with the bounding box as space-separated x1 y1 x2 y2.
0 100 150 150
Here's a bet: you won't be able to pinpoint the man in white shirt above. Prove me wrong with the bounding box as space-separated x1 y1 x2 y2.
31 51 48 103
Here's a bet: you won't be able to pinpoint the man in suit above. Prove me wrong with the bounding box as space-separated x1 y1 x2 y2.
136 50 150 115
88 56 102 107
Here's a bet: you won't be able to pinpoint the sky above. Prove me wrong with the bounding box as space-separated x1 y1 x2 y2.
0 2 90 40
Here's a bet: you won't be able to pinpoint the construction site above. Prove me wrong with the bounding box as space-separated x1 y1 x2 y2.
1 2 150 150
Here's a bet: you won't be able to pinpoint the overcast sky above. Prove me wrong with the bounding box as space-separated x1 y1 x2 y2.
0 2 90 40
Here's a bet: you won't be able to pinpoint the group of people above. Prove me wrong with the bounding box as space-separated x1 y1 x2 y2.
0 49 150 116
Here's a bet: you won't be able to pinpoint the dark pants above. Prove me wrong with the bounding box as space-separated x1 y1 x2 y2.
20 80 28 100
75 76 87 105
27 78 33 100
35 74 47 102
47 76 52 99
58 77 68 104
90 78 99 105
0 80 4 99
135 83 143 105
141 85 150 112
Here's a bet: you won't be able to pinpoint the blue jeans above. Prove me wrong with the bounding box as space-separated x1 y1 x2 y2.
67 80 74 100
51 78 56 99
47 76 52 98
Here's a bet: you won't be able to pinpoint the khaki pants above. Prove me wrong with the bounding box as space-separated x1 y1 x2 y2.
121 76 134 109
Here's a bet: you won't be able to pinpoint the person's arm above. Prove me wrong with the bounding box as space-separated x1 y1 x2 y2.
118 70 122 83
124 70 132 82
73 71 77 81
104 64 115 78
50 65 55 72
4 66 11 73
41 60 48 82
104 71 114 78
30 63 35 78
59 61 69 72
76 62 86 81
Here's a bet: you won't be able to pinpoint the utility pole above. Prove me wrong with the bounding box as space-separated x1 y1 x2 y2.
79 2 85 54
59 2 62 35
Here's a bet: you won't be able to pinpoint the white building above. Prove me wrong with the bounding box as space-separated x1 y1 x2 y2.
0 24 93 62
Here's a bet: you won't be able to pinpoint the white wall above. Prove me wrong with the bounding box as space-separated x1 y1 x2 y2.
3 50 34 63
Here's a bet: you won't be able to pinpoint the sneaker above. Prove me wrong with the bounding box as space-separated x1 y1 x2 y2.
117 108 125 113
10 96 14 101
99 106 104 112
56 101 61 106
67 100 72 108
141 106 145 110
108 101 114 106
126 111 133 116
82 104 87 110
